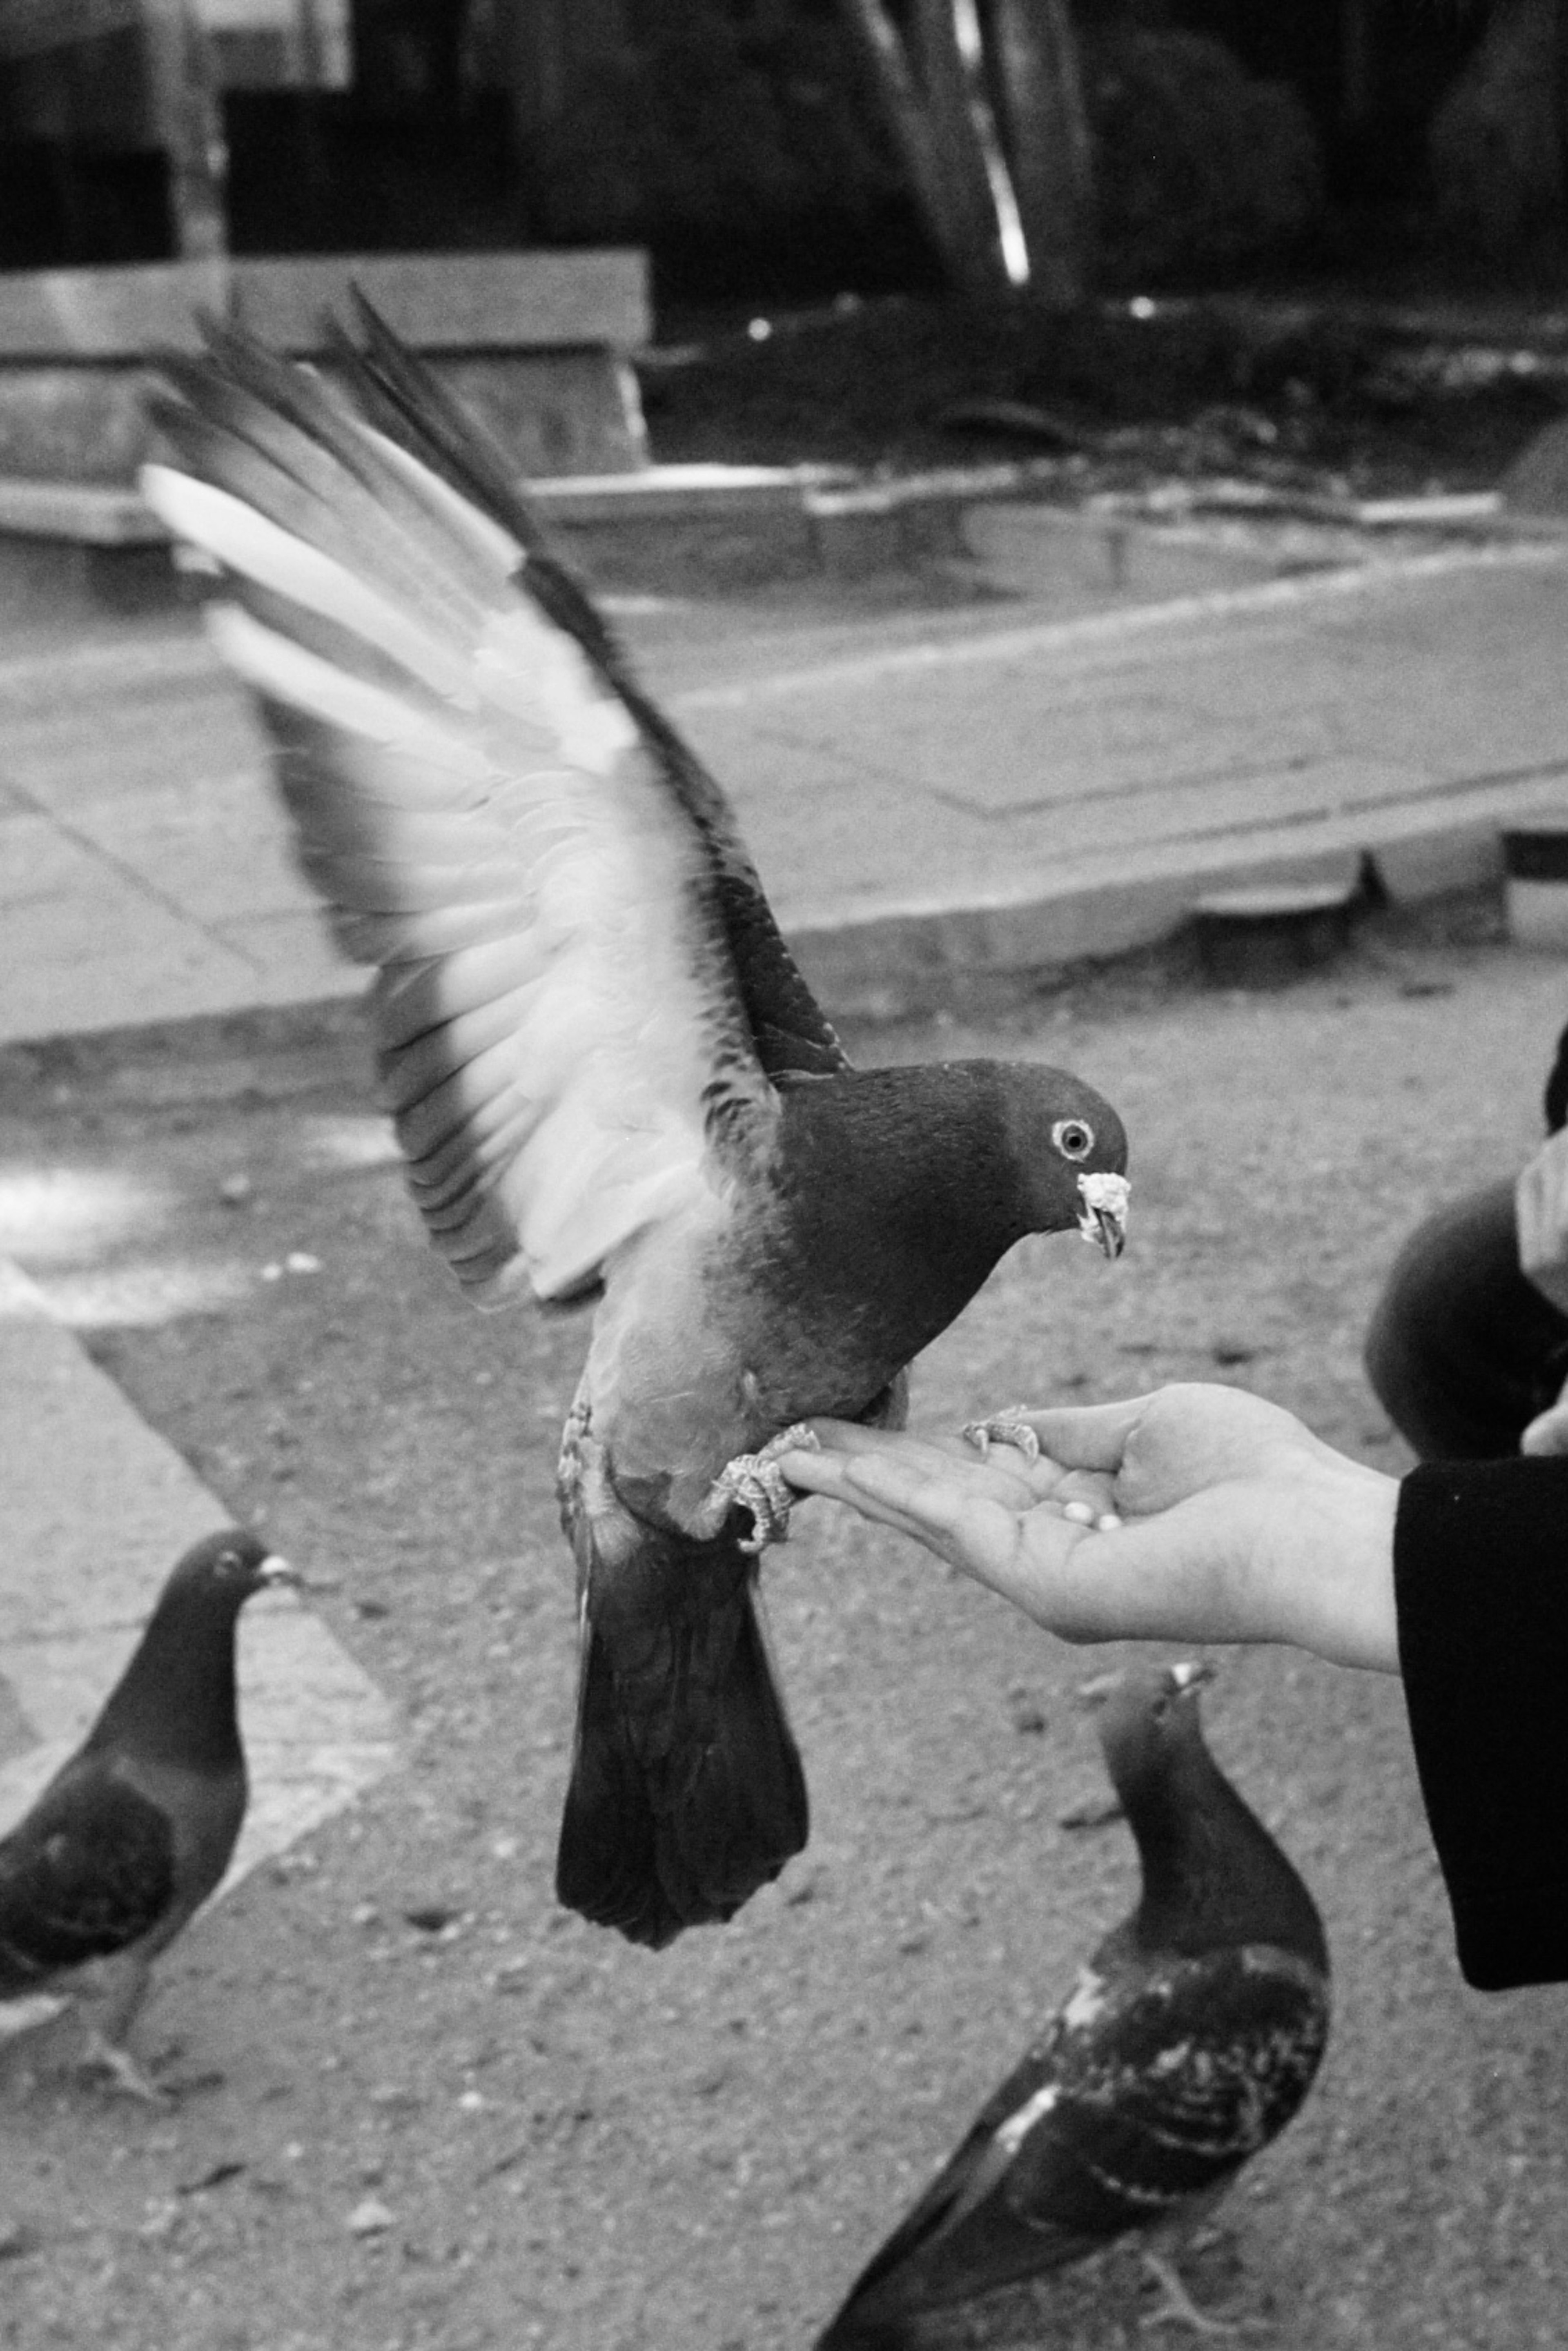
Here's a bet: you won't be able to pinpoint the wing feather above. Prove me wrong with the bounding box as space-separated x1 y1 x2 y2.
143 341 777 1305
327 292 850 1080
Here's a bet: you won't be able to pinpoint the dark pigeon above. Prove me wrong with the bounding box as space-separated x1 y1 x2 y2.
140 303 1131 1949
0 1531 294 2097
818 1662 1331 2344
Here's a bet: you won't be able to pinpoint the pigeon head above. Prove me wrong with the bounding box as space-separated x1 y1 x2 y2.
84 1530 296 1771
161 1529 297 1608
1000 1064 1129 1259
1081 1659 1212 1792
1081 1661 1328 1967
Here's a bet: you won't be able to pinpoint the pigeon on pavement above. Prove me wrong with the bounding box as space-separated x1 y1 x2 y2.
817 1662 1331 2344
0 1530 294 2098
140 303 1131 1949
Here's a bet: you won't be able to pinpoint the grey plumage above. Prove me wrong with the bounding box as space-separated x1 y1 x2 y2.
0 1530 293 2097
819 1662 1331 2344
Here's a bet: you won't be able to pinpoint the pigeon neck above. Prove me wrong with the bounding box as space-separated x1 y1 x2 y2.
777 1065 1037 1355
85 1586 247 1773
1124 1753 1328 1970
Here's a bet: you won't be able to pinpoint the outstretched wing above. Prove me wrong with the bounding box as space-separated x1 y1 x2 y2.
143 322 782 1307
327 292 848 1084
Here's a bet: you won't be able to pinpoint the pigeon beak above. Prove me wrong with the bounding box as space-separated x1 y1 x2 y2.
1076 1172 1129 1260
257 1554 300 1589
1076 1660 1214 1710
1076 1672 1122 1710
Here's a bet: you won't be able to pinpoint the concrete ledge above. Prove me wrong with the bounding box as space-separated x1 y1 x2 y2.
0 477 165 542
0 461 1319 613
0 250 650 361
0 250 653 484
787 802 1516 1023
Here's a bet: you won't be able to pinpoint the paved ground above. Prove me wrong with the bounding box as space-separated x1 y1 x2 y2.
3 528 1568 1973
2 914 1565 2351
6 530 1568 1044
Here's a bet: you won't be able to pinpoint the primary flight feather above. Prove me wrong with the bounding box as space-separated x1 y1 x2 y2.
141 301 1129 1948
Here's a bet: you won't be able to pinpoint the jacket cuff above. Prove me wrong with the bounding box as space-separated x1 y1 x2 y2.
1395 1457 1568 1990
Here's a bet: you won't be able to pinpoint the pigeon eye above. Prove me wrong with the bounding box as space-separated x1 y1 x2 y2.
1052 1118 1094 1160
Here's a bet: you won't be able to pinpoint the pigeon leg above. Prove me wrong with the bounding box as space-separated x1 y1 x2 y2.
78 2026 169 2105
710 1424 820 1554
962 1406 1040 1463
76 1953 168 2103
1138 2248 1249 2337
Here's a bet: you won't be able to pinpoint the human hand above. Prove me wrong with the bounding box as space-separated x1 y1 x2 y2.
780 1383 1399 1673
1516 1129 1568 1316
1521 1368 1568 1455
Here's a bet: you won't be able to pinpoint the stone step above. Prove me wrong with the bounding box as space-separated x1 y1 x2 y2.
0 460 1293 626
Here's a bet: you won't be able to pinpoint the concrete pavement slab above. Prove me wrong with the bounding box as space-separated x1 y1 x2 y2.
4 539 1568 1044
0 1255 397 1894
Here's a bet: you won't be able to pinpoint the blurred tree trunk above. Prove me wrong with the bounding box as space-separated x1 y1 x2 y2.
990 0 1095 304
144 0 228 259
839 0 1094 303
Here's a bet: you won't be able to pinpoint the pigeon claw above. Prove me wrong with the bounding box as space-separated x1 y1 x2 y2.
962 1408 1040 1464
712 1423 820 1554
1138 2247 1251 2337
78 2030 171 2106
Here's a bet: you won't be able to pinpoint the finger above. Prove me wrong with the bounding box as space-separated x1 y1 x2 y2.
1521 1396 1568 1455
1001 1394 1160 1472
794 1419 1049 1493
775 1444 1013 1565
828 1448 1059 1578
803 1418 1013 1466
779 1433 1040 1513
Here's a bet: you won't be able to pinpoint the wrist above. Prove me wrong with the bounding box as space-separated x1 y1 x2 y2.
1272 1454 1400 1673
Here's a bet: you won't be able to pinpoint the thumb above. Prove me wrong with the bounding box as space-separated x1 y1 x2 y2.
1014 1393 1159 1472
1521 1397 1568 1455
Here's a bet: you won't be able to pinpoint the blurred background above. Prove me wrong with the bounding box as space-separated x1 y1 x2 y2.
0 0 1561 315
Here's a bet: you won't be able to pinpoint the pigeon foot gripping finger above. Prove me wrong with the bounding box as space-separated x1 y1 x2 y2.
78 2019 168 2106
711 1423 822 1554
961 1407 1040 1464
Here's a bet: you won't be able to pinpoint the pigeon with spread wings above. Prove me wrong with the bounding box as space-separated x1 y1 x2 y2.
141 303 1130 1948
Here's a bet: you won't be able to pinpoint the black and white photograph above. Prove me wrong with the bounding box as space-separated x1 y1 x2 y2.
3 5 1568 2346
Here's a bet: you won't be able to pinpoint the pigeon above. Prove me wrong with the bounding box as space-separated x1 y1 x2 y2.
0 1530 294 2098
818 1662 1330 2344
139 301 1131 1949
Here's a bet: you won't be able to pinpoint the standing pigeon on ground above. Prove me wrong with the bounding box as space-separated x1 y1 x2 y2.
0 1530 294 2099
818 1662 1331 2344
140 302 1131 1949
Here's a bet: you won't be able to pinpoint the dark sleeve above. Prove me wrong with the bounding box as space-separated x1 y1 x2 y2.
1543 1022 1568 1134
1394 1457 1568 1990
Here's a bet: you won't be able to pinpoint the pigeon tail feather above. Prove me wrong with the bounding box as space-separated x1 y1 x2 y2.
555 1556 808 1948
